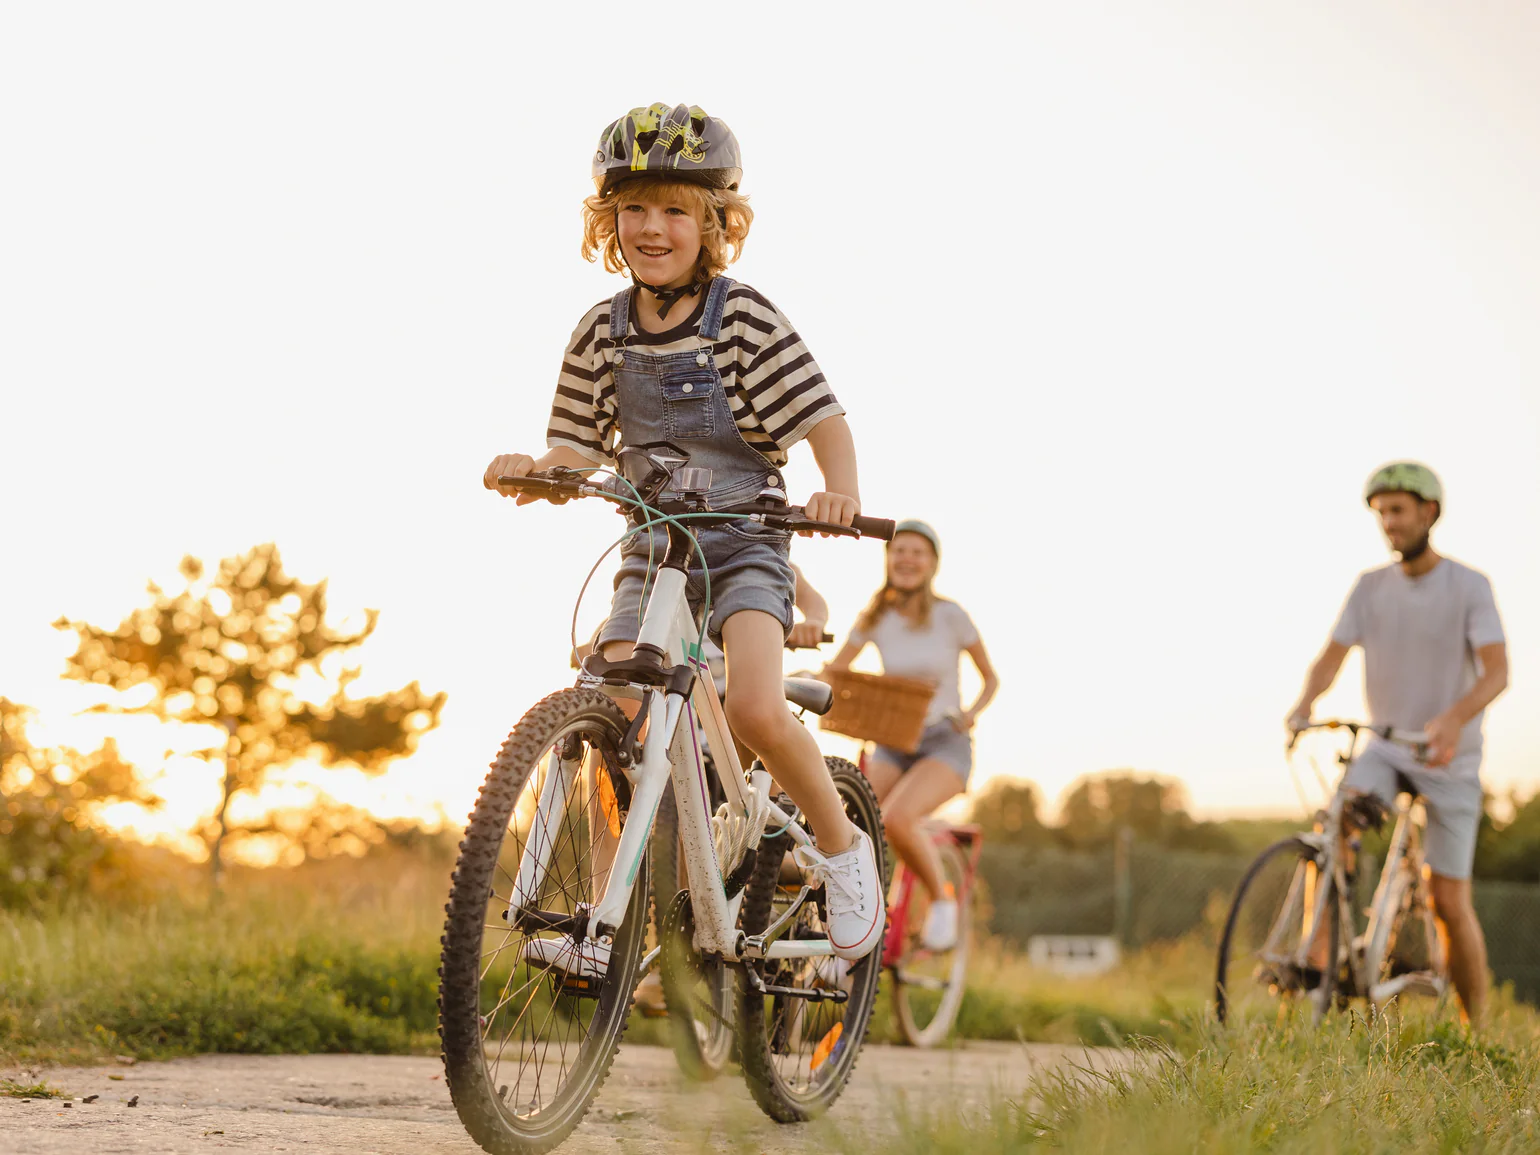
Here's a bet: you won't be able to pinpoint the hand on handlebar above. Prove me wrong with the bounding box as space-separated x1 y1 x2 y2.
802 491 859 534
484 453 544 504
1422 711 1462 768
1284 711 1311 751
786 621 831 650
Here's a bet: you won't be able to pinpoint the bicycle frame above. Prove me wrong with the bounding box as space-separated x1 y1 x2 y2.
1260 723 1445 1008
512 562 828 963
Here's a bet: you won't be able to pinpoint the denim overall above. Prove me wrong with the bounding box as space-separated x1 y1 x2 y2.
594 276 796 648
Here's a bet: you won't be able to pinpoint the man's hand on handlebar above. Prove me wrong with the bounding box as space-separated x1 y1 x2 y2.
1422 710 1462 769
1284 712 1311 751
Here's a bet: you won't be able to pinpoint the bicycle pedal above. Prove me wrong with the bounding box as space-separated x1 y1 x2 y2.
555 973 604 998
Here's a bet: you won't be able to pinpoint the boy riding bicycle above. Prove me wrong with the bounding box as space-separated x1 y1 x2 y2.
482 103 884 970
1286 462 1508 1024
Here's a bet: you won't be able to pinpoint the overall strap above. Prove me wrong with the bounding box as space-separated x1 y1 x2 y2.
698 277 734 342
608 287 632 344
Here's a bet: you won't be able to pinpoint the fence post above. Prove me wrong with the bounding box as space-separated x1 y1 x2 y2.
1113 825 1133 946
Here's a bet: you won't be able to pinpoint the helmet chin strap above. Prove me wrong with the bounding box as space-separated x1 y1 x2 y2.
628 273 701 320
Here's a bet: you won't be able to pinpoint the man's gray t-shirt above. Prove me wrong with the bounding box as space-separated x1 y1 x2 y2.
850 600 980 726
1330 558 1506 755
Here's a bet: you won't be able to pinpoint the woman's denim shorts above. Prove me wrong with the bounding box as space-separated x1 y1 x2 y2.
873 720 973 784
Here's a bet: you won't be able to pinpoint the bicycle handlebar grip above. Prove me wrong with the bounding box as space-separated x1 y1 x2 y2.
783 632 836 651
851 515 895 541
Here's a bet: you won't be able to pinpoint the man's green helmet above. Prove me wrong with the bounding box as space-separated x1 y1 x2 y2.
1364 461 1443 507
592 103 743 196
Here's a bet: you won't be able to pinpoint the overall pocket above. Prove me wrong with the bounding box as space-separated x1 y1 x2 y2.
660 369 718 440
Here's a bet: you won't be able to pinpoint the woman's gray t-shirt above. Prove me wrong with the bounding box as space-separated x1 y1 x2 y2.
850 600 980 726
1330 557 1506 756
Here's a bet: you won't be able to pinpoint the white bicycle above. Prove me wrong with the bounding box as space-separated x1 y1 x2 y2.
439 448 895 1154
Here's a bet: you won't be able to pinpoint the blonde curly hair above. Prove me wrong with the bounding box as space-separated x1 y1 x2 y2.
582 180 753 286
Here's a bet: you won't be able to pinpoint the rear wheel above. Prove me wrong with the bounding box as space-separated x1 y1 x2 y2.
1215 836 1338 1025
892 840 972 1048
737 757 887 1122
440 688 649 1155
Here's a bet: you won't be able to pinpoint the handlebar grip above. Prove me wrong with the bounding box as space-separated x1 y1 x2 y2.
495 474 579 503
783 632 836 651
851 515 895 541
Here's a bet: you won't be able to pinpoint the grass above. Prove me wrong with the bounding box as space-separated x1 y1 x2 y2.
2 1077 66 1098
9 863 1539 1153
0 862 447 1065
863 996 1540 1154
7 857 1536 1155
869 933 1211 1048
0 852 1217 1065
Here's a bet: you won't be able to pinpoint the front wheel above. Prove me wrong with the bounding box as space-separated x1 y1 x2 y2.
737 757 887 1122
439 688 649 1155
1215 836 1338 1025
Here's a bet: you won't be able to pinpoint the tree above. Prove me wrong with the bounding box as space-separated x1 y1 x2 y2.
0 697 161 906
968 777 1052 847
1056 771 1237 854
1473 789 1540 882
55 544 446 880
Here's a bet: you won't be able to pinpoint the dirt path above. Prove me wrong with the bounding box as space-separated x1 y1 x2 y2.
4 1041 1126 1154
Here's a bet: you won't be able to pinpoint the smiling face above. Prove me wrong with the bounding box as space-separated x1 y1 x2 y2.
616 186 704 291
886 532 938 592
1369 490 1439 556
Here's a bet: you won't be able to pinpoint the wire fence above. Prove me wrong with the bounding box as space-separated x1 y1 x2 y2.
980 842 1540 1002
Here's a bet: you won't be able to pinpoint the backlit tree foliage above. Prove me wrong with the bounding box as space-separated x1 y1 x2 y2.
0 697 159 906
55 544 446 879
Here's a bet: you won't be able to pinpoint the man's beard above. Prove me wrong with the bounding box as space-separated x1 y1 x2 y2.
1396 531 1432 562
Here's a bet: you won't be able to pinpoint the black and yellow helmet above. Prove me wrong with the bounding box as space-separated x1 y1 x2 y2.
592 103 743 196
1364 461 1443 507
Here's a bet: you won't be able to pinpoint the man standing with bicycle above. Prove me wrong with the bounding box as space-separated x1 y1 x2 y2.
1286 462 1508 1024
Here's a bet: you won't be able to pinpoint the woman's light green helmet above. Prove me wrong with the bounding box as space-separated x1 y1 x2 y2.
891 519 941 559
1363 461 1443 508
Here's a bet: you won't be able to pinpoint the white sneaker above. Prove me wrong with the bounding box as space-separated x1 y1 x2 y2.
921 896 959 952
521 935 611 979
796 828 886 961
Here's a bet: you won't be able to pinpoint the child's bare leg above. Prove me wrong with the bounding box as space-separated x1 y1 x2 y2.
720 610 854 854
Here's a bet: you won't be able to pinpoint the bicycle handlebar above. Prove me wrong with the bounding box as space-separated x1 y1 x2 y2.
1286 718 1430 757
785 633 835 651
495 472 896 542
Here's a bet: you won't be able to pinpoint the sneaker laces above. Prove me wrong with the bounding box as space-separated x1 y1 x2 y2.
793 840 867 919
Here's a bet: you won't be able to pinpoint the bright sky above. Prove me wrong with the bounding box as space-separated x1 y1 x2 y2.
3 2 1538 850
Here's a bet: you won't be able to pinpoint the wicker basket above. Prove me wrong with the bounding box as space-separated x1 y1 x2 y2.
817 669 936 755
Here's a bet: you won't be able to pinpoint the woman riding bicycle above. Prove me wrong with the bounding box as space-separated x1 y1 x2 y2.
827 520 999 950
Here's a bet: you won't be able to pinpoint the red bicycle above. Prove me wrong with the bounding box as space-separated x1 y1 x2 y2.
860 753 984 1047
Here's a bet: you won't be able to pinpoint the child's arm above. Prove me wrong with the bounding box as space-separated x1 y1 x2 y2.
803 416 860 526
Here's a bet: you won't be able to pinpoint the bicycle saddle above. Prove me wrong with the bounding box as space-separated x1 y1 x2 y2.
782 676 833 716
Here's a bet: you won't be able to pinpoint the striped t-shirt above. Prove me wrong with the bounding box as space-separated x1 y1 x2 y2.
545 281 844 467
